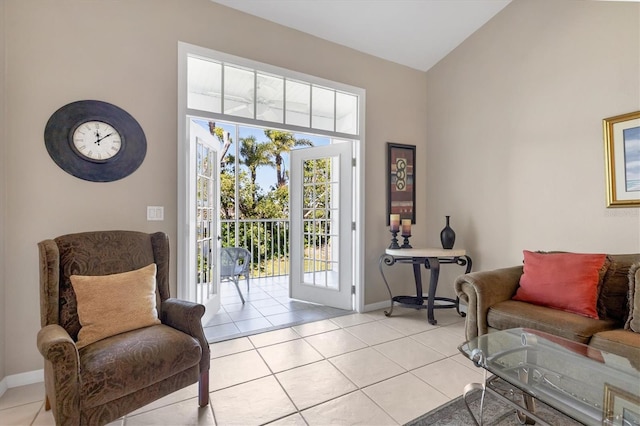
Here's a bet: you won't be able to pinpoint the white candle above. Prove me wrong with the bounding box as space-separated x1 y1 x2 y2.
390 214 400 232
401 219 411 236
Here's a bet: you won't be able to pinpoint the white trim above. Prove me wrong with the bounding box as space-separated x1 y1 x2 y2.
183 109 357 142
178 41 365 309
354 96 366 313
0 369 44 398
177 42 190 300
363 300 390 313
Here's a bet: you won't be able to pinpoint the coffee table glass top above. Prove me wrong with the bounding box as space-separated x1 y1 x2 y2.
459 328 640 426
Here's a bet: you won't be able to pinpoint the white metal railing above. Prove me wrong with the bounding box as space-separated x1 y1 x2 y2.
220 219 290 278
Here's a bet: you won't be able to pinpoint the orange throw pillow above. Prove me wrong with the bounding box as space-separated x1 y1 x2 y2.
513 251 606 319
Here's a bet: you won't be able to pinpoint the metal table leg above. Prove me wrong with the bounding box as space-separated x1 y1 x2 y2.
412 258 424 307
379 254 396 317
426 257 440 325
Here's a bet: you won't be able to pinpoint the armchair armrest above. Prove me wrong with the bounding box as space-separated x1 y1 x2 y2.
37 324 79 373
161 298 210 372
161 298 211 407
36 324 80 423
455 265 523 341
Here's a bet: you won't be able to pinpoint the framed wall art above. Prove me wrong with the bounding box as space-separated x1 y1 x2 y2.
604 383 640 425
603 111 640 207
386 142 416 224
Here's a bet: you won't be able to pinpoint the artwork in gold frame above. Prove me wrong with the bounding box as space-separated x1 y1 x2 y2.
603 383 640 426
603 111 640 207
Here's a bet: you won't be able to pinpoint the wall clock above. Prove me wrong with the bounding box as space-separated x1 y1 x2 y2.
44 100 146 182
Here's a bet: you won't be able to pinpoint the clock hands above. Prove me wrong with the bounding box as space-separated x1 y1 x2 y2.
94 131 115 146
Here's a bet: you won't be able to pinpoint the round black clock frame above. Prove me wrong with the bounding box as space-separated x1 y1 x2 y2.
44 100 147 182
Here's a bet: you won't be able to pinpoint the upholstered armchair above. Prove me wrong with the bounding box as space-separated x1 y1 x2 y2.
37 230 210 425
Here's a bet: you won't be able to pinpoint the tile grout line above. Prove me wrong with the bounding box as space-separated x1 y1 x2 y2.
3 310 471 426
266 317 464 424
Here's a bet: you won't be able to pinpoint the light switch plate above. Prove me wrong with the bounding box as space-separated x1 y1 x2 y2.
147 206 164 221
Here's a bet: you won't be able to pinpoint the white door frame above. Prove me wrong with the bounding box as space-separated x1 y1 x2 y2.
177 42 366 313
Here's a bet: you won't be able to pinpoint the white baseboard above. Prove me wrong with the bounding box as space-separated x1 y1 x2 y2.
0 369 44 398
363 300 390 312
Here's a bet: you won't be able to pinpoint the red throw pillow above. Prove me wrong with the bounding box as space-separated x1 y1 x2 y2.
512 251 606 319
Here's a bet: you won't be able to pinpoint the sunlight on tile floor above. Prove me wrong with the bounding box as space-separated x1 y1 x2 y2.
203 277 354 343
1 308 483 425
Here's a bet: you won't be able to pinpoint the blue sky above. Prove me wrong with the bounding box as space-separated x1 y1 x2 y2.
624 126 640 191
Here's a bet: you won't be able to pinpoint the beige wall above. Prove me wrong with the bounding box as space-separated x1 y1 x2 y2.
425 0 640 292
5 0 637 380
3 0 427 376
1 0 7 381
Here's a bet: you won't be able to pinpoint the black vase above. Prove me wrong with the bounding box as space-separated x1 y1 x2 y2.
440 216 456 249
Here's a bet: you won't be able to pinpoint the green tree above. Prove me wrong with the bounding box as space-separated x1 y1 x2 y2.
263 130 313 188
239 135 274 209
208 122 232 164
218 127 331 274
302 158 332 247
255 185 289 219
220 170 252 219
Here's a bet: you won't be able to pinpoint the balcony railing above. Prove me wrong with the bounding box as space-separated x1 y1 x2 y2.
220 219 291 278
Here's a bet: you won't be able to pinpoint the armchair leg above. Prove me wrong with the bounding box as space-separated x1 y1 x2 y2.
233 279 245 304
45 395 51 411
198 370 209 407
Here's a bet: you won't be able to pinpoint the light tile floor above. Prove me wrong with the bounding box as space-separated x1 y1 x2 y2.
0 308 485 425
203 277 353 343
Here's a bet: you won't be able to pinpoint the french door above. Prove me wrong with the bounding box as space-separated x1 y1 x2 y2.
289 142 354 310
190 119 221 323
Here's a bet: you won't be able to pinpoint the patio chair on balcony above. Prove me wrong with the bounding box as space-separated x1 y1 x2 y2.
220 247 251 304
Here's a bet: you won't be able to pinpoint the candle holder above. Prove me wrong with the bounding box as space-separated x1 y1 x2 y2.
401 234 412 249
388 230 400 249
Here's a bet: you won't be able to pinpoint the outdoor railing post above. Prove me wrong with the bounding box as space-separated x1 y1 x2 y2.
219 218 292 279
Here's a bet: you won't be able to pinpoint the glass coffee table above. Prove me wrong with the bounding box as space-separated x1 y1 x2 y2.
459 328 640 425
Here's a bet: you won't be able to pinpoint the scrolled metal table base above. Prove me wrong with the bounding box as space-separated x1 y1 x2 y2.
378 252 471 324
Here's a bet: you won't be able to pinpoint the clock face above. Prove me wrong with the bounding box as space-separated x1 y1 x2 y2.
72 121 122 162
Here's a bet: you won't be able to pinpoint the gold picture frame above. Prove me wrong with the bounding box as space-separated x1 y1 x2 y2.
603 111 640 207
603 383 640 425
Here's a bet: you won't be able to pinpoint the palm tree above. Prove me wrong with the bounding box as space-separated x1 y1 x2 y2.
239 135 274 208
208 121 232 166
263 130 313 187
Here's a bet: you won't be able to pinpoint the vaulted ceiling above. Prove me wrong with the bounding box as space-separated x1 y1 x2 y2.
211 0 512 72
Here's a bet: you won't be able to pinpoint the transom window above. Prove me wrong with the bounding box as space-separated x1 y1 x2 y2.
187 56 359 136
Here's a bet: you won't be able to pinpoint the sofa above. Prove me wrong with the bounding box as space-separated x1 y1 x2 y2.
455 252 640 364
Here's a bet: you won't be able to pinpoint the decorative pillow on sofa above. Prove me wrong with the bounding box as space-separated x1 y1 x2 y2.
599 254 640 322
70 263 161 348
513 251 607 319
625 262 640 332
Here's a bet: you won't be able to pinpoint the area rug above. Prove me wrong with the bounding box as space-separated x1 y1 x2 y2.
405 387 583 426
